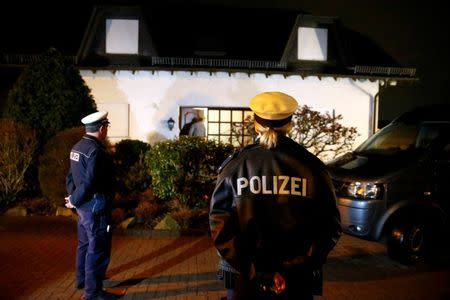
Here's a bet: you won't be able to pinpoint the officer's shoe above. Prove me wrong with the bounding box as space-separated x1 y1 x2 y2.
85 290 121 300
75 282 84 289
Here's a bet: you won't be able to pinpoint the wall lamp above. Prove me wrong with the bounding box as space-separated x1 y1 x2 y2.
167 117 175 131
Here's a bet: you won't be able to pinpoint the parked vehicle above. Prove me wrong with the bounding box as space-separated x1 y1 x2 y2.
327 104 450 264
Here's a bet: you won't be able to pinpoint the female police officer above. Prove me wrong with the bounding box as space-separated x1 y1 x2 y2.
209 92 342 300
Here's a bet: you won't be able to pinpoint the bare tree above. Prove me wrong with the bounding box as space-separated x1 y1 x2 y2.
0 119 38 208
231 105 358 161
289 105 359 161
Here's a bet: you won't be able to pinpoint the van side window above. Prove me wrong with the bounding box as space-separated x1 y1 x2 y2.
416 122 450 152
415 126 440 149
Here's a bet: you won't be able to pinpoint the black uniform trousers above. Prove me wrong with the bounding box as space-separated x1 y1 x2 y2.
76 209 112 299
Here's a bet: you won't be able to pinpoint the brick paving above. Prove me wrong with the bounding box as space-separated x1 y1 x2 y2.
1 215 450 300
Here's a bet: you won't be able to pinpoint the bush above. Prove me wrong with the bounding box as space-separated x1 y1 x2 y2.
132 188 161 227
147 136 234 208
38 127 85 207
169 199 194 230
114 139 151 170
168 198 209 231
113 139 151 195
3 48 96 146
24 197 56 216
111 207 127 227
0 119 38 209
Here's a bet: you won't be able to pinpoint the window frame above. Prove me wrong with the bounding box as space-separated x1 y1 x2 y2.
179 106 253 146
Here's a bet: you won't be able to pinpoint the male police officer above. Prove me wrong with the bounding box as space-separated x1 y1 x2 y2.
65 111 118 300
209 92 342 299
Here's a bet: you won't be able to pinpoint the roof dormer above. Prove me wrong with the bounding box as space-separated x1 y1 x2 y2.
281 15 343 72
77 5 157 66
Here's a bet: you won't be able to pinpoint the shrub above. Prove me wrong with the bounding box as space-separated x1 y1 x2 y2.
3 48 96 146
24 197 56 216
111 207 127 226
135 199 160 229
168 198 193 230
133 188 161 228
0 119 38 209
147 136 234 208
169 198 209 231
114 139 151 170
113 139 151 195
38 127 85 207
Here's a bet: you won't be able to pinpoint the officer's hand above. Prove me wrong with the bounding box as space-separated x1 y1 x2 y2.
271 272 286 294
65 196 74 209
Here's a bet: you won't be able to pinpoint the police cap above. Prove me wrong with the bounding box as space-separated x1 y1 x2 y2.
81 111 109 128
249 92 298 127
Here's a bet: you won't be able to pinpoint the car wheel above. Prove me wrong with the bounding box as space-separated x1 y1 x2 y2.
386 219 426 264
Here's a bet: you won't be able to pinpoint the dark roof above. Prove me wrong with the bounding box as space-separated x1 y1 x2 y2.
78 4 297 61
0 3 417 81
73 4 416 81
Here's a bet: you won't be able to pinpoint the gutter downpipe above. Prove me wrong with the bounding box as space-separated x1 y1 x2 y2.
373 88 380 133
349 79 378 137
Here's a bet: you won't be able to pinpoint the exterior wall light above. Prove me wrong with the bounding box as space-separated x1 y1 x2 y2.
167 117 175 131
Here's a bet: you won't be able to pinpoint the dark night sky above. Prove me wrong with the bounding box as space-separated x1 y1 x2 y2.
1 0 449 121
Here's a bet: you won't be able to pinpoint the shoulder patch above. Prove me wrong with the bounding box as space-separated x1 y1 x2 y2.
70 151 80 162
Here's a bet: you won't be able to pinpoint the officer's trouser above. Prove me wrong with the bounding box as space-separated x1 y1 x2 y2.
76 209 112 299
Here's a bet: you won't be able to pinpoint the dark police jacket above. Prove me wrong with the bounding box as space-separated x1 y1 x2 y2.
66 134 115 213
209 135 342 286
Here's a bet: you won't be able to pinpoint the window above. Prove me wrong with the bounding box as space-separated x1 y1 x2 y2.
297 27 328 61
105 19 139 54
208 108 254 146
180 107 254 147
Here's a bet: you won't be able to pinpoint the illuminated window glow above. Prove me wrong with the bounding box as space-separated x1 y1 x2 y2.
106 19 139 54
298 27 328 61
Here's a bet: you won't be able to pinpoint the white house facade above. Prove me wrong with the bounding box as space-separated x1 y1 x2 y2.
82 69 379 148
73 4 416 152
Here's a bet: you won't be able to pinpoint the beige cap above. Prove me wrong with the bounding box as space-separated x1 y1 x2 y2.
249 92 298 126
81 111 109 126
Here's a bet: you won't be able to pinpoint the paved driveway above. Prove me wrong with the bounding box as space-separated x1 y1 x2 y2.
1 216 449 299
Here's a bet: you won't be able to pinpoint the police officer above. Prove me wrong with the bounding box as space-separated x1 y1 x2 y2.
209 92 342 300
65 111 119 300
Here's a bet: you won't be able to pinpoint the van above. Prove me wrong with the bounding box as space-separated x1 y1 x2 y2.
327 104 450 264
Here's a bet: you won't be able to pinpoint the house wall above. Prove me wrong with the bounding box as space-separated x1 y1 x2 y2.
80 70 379 149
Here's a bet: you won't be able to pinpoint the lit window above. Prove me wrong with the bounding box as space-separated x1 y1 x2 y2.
297 27 328 61
180 107 254 147
208 108 253 147
106 19 139 54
